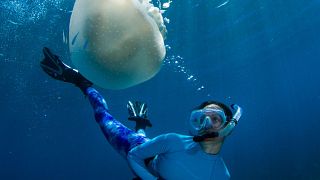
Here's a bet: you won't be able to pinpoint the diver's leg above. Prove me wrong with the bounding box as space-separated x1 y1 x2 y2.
85 87 149 157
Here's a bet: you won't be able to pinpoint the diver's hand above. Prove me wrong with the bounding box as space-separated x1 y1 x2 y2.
127 101 152 131
40 47 78 83
40 47 92 92
128 116 153 130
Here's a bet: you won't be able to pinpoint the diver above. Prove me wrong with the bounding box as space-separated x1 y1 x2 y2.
40 47 242 180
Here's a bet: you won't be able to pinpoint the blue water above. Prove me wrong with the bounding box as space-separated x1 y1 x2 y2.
1 0 320 179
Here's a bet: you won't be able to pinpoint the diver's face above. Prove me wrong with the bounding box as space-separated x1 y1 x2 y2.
201 104 225 133
189 103 227 136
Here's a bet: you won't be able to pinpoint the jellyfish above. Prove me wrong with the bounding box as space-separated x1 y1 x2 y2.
69 0 167 89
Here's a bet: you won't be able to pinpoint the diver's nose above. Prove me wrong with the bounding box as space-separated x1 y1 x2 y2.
203 116 213 129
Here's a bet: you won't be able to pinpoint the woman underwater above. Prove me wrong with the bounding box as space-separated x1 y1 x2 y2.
40 47 242 180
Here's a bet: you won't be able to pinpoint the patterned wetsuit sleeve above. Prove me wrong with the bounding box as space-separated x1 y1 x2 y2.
127 133 180 179
85 87 111 124
84 87 149 158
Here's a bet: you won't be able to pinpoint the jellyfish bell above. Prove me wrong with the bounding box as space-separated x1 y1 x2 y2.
69 0 167 89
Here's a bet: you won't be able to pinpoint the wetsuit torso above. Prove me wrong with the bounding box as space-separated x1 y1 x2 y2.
128 133 230 180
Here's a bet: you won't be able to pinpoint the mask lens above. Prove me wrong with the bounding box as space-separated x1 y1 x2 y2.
190 111 205 130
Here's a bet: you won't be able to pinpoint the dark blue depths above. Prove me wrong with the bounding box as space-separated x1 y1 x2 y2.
0 0 320 179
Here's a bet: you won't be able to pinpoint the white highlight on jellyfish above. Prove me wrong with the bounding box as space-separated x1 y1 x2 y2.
62 30 68 44
216 0 229 8
153 0 171 26
63 30 66 43
163 0 172 9
164 17 170 23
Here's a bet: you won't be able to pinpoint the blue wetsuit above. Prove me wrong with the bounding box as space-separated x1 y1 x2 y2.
127 133 230 180
86 87 230 179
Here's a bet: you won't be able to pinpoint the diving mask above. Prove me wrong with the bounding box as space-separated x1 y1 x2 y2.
189 108 227 135
191 104 243 142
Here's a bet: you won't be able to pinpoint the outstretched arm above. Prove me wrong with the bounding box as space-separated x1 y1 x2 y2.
40 47 149 160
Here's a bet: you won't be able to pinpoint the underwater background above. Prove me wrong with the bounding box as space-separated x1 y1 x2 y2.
1 0 320 179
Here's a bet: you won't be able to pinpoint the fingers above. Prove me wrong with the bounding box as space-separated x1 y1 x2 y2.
127 101 149 121
42 47 50 56
139 103 148 117
127 101 137 117
43 47 57 61
41 48 64 75
40 60 61 76
40 64 58 78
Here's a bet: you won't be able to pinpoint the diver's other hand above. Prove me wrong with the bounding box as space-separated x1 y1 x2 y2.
127 101 152 131
40 47 93 93
128 116 153 131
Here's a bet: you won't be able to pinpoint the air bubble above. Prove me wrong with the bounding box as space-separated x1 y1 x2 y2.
197 86 205 91
163 53 207 94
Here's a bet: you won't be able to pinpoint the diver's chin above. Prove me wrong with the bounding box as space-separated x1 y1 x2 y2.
199 130 224 142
